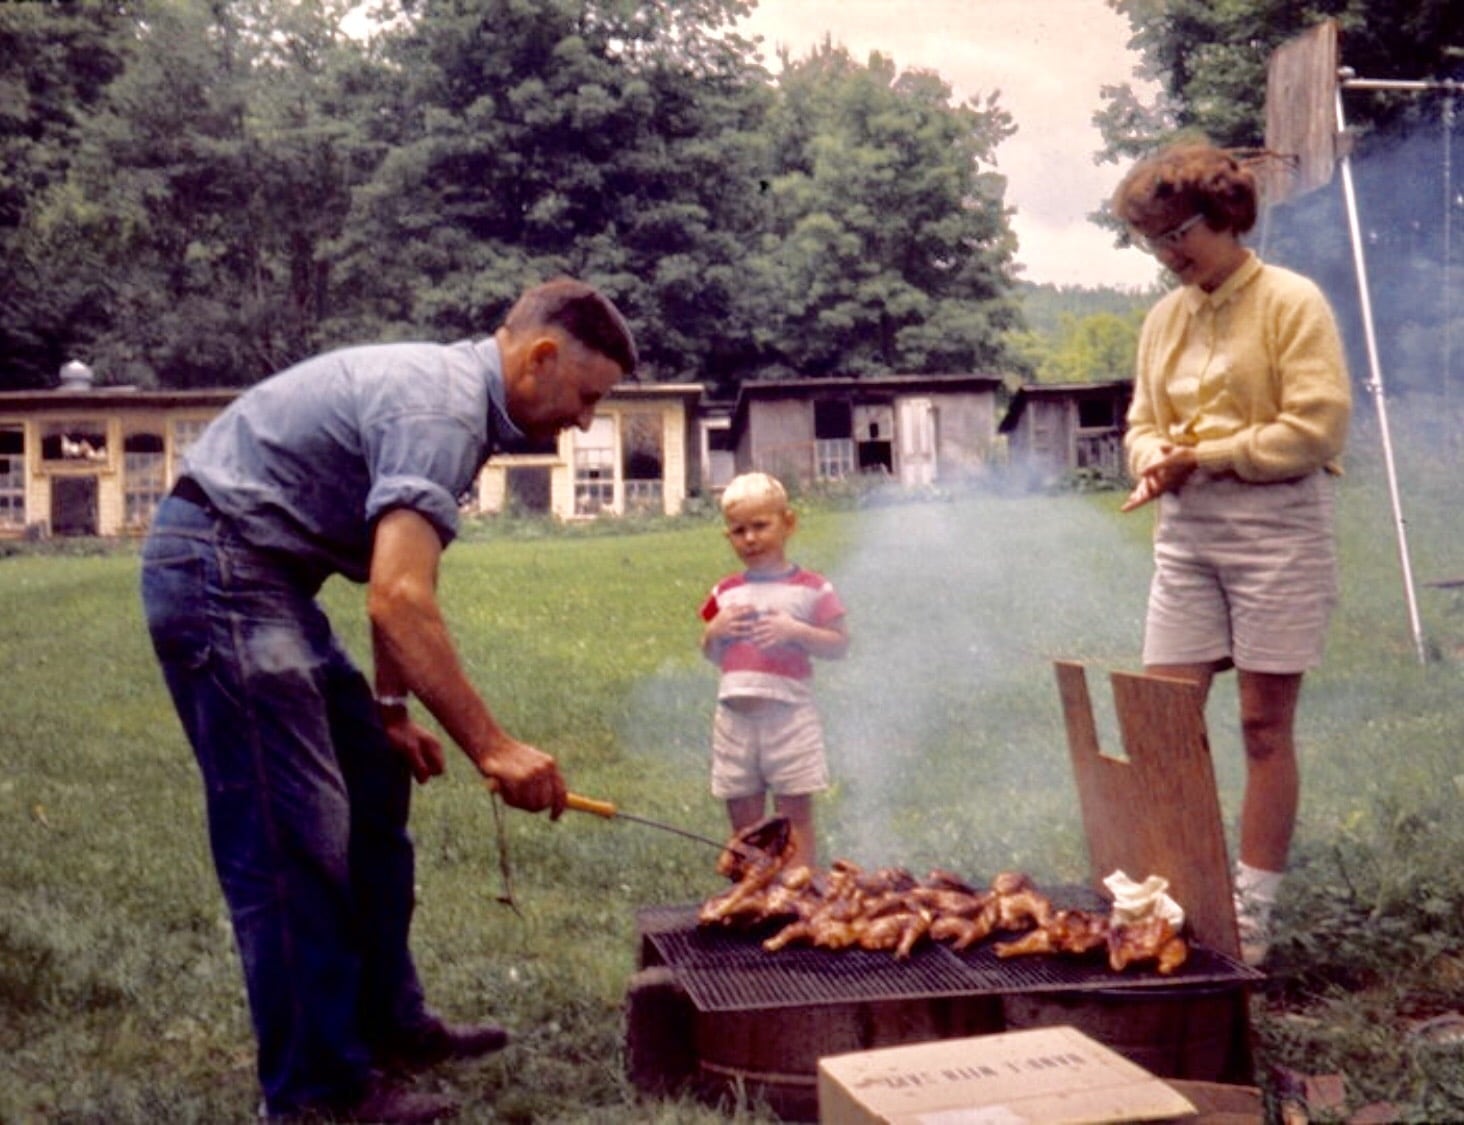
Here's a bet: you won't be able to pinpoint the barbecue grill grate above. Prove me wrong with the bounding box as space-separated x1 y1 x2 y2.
641 904 1261 1013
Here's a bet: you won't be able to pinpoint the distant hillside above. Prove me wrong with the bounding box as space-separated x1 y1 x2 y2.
1016 280 1159 339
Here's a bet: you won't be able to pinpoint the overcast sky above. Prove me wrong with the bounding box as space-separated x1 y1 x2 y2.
734 0 1163 290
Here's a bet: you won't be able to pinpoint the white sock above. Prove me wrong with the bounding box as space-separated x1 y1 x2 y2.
1233 862 1283 905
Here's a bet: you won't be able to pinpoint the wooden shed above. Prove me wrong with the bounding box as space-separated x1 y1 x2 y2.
724 374 1005 491
998 380 1133 487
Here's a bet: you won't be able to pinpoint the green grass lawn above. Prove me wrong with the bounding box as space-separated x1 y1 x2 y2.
2 403 1462 1121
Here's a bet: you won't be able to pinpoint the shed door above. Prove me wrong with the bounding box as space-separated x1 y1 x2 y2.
52 476 98 536
897 398 936 486
506 467 551 514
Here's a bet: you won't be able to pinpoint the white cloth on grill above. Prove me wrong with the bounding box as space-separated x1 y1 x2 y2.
1104 870 1186 928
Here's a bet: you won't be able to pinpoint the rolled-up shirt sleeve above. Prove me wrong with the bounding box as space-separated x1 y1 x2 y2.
363 412 483 547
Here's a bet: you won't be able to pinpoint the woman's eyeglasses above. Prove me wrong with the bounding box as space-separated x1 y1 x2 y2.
1130 213 1204 255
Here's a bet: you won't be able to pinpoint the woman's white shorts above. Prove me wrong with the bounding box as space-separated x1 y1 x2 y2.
1143 471 1339 674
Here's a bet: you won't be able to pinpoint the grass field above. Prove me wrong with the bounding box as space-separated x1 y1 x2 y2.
1 400 1462 1122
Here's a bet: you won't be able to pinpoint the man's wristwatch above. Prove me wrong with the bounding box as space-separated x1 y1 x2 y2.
376 694 410 712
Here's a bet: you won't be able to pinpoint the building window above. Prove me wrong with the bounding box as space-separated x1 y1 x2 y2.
815 439 855 480
124 432 166 529
1078 397 1117 429
40 420 107 464
814 399 853 439
854 404 895 473
574 415 615 516
814 398 855 480
0 425 24 527
621 412 663 515
170 417 211 475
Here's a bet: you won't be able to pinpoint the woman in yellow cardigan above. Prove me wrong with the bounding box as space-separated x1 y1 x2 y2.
1113 141 1352 966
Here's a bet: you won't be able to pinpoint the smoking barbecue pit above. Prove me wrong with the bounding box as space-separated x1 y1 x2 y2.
627 895 1261 1122
624 667 1265 1121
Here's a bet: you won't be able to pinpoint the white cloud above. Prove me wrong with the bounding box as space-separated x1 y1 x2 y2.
735 0 1163 289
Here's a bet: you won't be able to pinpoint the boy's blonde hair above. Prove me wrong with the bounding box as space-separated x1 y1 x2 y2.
720 472 788 512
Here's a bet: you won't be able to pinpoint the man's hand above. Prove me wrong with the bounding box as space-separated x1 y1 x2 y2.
382 711 446 784
481 738 568 819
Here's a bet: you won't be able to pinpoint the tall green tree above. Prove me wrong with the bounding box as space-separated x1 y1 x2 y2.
0 2 133 389
4 0 1030 393
759 42 1020 378
326 0 777 383
12 0 366 388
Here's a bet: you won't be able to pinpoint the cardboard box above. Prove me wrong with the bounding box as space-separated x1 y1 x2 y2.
818 1025 1198 1124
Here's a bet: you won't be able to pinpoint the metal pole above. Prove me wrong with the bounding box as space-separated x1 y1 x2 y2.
1445 94 1454 402
1340 78 1464 93
1334 85 1430 664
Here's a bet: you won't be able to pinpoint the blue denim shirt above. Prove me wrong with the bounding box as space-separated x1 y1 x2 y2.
182 338 521 583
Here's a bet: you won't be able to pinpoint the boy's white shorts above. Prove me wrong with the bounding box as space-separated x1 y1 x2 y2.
711 698 829 799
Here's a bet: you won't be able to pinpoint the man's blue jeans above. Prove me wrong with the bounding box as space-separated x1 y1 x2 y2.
140 493 427 1113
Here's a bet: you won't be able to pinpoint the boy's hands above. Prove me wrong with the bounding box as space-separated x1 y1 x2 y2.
709 605 789 648
746 608 801 648
710 605 848 658
706 604 757 644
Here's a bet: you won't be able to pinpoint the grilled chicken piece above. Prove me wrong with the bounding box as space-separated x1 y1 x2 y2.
855 913 909 951
1107 914 1188 974
907 885 992 918
988 871 1055 932
699 864 813 926
894 910 933 958
855 909 932 958
761 921 809 951
925 868 979 893
929 911 996 950
716 815 794 881
994 908 1109 959
766 913 859 951
808 919 862 950
699 861 783 925
760 865 814 912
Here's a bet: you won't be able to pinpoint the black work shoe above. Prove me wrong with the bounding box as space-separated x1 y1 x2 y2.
378 1016 510 1072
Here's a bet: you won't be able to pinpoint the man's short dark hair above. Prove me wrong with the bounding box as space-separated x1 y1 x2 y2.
506 278 638 377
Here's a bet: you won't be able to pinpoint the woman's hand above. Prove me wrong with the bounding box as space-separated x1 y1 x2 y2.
1122 444 1198 511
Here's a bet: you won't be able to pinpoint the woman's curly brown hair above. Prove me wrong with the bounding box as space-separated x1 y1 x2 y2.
1112 142 1258 237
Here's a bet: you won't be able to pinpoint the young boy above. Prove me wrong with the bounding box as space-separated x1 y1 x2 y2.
699 473 849 870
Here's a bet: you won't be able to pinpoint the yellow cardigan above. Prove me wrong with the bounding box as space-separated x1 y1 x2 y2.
1125 253 1352 482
